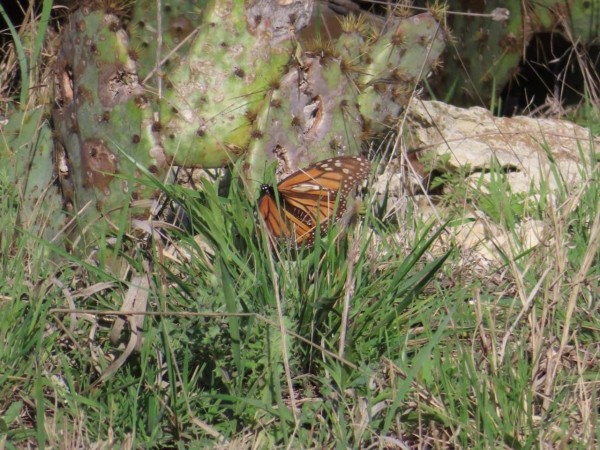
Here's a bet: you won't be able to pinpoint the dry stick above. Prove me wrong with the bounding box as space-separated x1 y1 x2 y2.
155 0 163 99
49 200 94 245
141 28 199 86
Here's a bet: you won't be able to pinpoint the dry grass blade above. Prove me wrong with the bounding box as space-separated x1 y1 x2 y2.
109 273 149 350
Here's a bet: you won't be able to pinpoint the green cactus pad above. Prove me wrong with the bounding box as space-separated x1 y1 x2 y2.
418 0 600 106
244 47 365 190
358 13 446 134
245 12 446 191
0 107 65 245
158 0 312 168
128 0 206 83
52 5 163 251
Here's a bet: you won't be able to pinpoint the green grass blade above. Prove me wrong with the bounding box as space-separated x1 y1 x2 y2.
0 4 29 105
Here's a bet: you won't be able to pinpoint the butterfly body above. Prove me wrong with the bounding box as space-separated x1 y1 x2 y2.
258 156 369 248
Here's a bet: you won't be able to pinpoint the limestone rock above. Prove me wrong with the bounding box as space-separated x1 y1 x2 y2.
373 100 598 267
406 100 598 193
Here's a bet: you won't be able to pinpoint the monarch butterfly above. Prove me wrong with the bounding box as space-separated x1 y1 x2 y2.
258 156 370 248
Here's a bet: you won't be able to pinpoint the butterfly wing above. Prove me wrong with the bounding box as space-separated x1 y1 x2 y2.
259 156 370 247
258 185 321 246
258 189 292 239
277 156 370 197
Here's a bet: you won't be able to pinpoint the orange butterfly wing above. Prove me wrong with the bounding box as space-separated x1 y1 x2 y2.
258 156 370 247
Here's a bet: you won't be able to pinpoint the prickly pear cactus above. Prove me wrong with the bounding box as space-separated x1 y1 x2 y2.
245 12 446 188
565 0 600 43
416 0 600 106
357 12 445 134
0 107 64 245
50 1 315 251
157 0 313 168
52 4 167 249
36 0 446 253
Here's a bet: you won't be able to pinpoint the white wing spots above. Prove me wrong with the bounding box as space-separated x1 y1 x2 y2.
289 182 328 193
318 161 335 171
